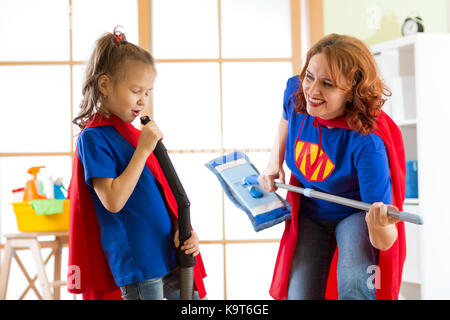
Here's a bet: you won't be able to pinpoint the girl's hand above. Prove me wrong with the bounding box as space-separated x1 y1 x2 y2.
137 120 163 156
258 166 285 192
174 230 200 257
365 202 400 228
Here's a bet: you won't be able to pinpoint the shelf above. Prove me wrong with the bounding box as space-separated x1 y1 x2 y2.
404 198 419 205
396 119 417 127
371 35 417 54
371 33 450 299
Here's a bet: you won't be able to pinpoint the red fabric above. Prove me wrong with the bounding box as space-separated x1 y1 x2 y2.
67 115 207 299
269 111 406 300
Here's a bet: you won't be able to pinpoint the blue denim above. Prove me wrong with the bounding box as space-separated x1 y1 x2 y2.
287 212 379 300
120 267 203 300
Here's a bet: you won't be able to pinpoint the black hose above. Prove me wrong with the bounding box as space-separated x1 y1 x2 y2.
140 116 196 300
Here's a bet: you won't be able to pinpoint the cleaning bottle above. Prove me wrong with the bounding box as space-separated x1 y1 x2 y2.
23 166 49 201
53 177 67 200
39 167 55 199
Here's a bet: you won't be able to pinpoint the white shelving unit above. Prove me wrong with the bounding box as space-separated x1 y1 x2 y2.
372 33 450 299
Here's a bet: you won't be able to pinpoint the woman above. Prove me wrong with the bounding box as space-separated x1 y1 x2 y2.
259 34 406 300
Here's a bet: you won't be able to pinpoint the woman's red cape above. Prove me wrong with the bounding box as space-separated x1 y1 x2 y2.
269 111 406 300
67 115 207 300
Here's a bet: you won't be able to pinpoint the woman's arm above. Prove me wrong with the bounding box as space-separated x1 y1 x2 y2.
258 116 288 192
92 121 163 213
356 136 398 251
365 202 399 251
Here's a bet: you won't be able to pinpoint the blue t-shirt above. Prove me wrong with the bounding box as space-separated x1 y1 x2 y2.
77 126 176 286
282 76 392 221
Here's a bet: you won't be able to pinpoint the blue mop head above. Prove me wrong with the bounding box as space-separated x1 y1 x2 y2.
205 151 291 232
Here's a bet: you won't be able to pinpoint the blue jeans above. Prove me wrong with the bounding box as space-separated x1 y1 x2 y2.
120 267 203 300
287 212 379 300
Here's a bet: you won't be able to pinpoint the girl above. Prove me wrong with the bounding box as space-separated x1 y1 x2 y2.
260 34 406 300
68 27 207 300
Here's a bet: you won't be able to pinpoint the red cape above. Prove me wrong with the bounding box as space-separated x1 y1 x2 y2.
67 115 207 300
269 111 406 300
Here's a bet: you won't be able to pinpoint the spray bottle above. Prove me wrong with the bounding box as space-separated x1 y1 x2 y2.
23 166 48 201
53 177 67 199
39 167 55 199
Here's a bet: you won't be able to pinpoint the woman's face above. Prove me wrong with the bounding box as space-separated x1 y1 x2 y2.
302 53 349 120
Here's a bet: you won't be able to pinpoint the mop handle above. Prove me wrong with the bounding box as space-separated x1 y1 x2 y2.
274 182 424 225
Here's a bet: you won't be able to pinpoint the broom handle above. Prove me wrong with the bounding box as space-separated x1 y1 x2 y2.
274 182 423 225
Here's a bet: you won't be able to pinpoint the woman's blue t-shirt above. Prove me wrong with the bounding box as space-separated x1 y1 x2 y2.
77 126 176 286
282 76 392 221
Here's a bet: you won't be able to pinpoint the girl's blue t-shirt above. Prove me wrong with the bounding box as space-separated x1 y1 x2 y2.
282 76 392 221
77 126 176 286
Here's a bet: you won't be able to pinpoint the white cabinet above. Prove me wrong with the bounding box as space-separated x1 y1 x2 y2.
371 34 450 299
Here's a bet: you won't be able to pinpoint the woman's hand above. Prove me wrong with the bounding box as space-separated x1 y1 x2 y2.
258 166 285 192
365 202 400 251
174 229 200 257
365 202 400 228
137 120 163 156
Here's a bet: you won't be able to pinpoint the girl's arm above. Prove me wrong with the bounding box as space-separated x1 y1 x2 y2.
258 116 288 192
365 202 399 251
92 121 163 213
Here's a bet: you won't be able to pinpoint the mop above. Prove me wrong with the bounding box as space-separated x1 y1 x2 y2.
205 151 292 232
140 116 195 300
206 151 423 231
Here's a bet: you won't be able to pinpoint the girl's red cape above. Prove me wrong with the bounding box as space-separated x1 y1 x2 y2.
67 115 207 300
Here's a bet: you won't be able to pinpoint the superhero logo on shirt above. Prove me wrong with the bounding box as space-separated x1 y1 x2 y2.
295 141 335 182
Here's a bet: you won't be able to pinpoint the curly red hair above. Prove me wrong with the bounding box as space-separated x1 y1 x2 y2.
295 33 391 134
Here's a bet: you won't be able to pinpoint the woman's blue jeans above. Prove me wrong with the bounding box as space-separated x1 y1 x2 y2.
120 267 202 300
287 212 379 300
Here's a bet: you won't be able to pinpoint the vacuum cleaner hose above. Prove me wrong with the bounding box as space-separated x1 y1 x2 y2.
180 267 195 300
140 116 196 300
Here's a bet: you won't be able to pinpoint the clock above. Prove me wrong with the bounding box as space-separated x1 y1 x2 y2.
401 16 424 36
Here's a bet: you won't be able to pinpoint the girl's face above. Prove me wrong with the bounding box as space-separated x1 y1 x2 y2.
101 61 155 123
302 53 349 120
